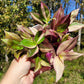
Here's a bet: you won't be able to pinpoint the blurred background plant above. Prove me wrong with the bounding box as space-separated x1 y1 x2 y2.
0 0 84 83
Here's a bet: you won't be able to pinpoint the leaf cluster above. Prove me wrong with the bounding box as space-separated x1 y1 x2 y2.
2 2 84 82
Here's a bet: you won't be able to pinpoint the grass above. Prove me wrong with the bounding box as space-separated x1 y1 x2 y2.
0 49 84 84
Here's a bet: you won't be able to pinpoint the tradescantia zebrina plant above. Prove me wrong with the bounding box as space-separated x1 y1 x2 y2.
2 2 84 82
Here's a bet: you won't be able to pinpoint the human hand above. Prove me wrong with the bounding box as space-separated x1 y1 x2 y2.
0 55 34 84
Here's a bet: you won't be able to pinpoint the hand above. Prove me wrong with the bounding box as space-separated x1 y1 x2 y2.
0 55 34 84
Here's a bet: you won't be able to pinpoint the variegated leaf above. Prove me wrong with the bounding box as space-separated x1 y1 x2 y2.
40 59 50 67
35 31 45 44
17 24 33 35
51 6 64 29
53 56 64 82
57 36 78 55
30 13 44 24
41 2 50 21
59 51 84 61
39 38 54 53
70 8 79 24
19 39 37 48
68 22 84 32
29 24 43 35
4 31 21 41
28 46 39 57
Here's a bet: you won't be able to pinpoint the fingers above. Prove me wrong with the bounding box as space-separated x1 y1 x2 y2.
27 71 34 84
29 71 34 78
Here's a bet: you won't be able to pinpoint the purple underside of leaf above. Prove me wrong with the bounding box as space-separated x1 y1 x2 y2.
53 56 64 82
46 52 52 62
51 6 64 29
57 36 78 55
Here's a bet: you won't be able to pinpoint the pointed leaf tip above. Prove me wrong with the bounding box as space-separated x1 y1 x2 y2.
70 8 79 24
57 36 78 55
4 31 21 41
30 13 44 24
41 2 50 21
68 22 84 32
53 56 64 82
62 51 84 61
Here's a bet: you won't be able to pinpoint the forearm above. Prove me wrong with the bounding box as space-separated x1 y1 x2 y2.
0 61 19 84
0 70 19 84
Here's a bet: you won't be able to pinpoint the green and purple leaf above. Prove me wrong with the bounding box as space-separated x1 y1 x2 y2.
41 2 50 22
56 14 71 32
35 57 50 72
1 39 13 46
17 25 33 35
65 51 84 60
59 50 84 61
29 24 43 35
30 13 44 24
28 46 39 57
14 51 22 60
1 39 23 50
51 6 64 30
35 31 45 44
4 31 21 41
35 57 41 72
40 59 50 67
57 36 78 55
39 38 55 53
